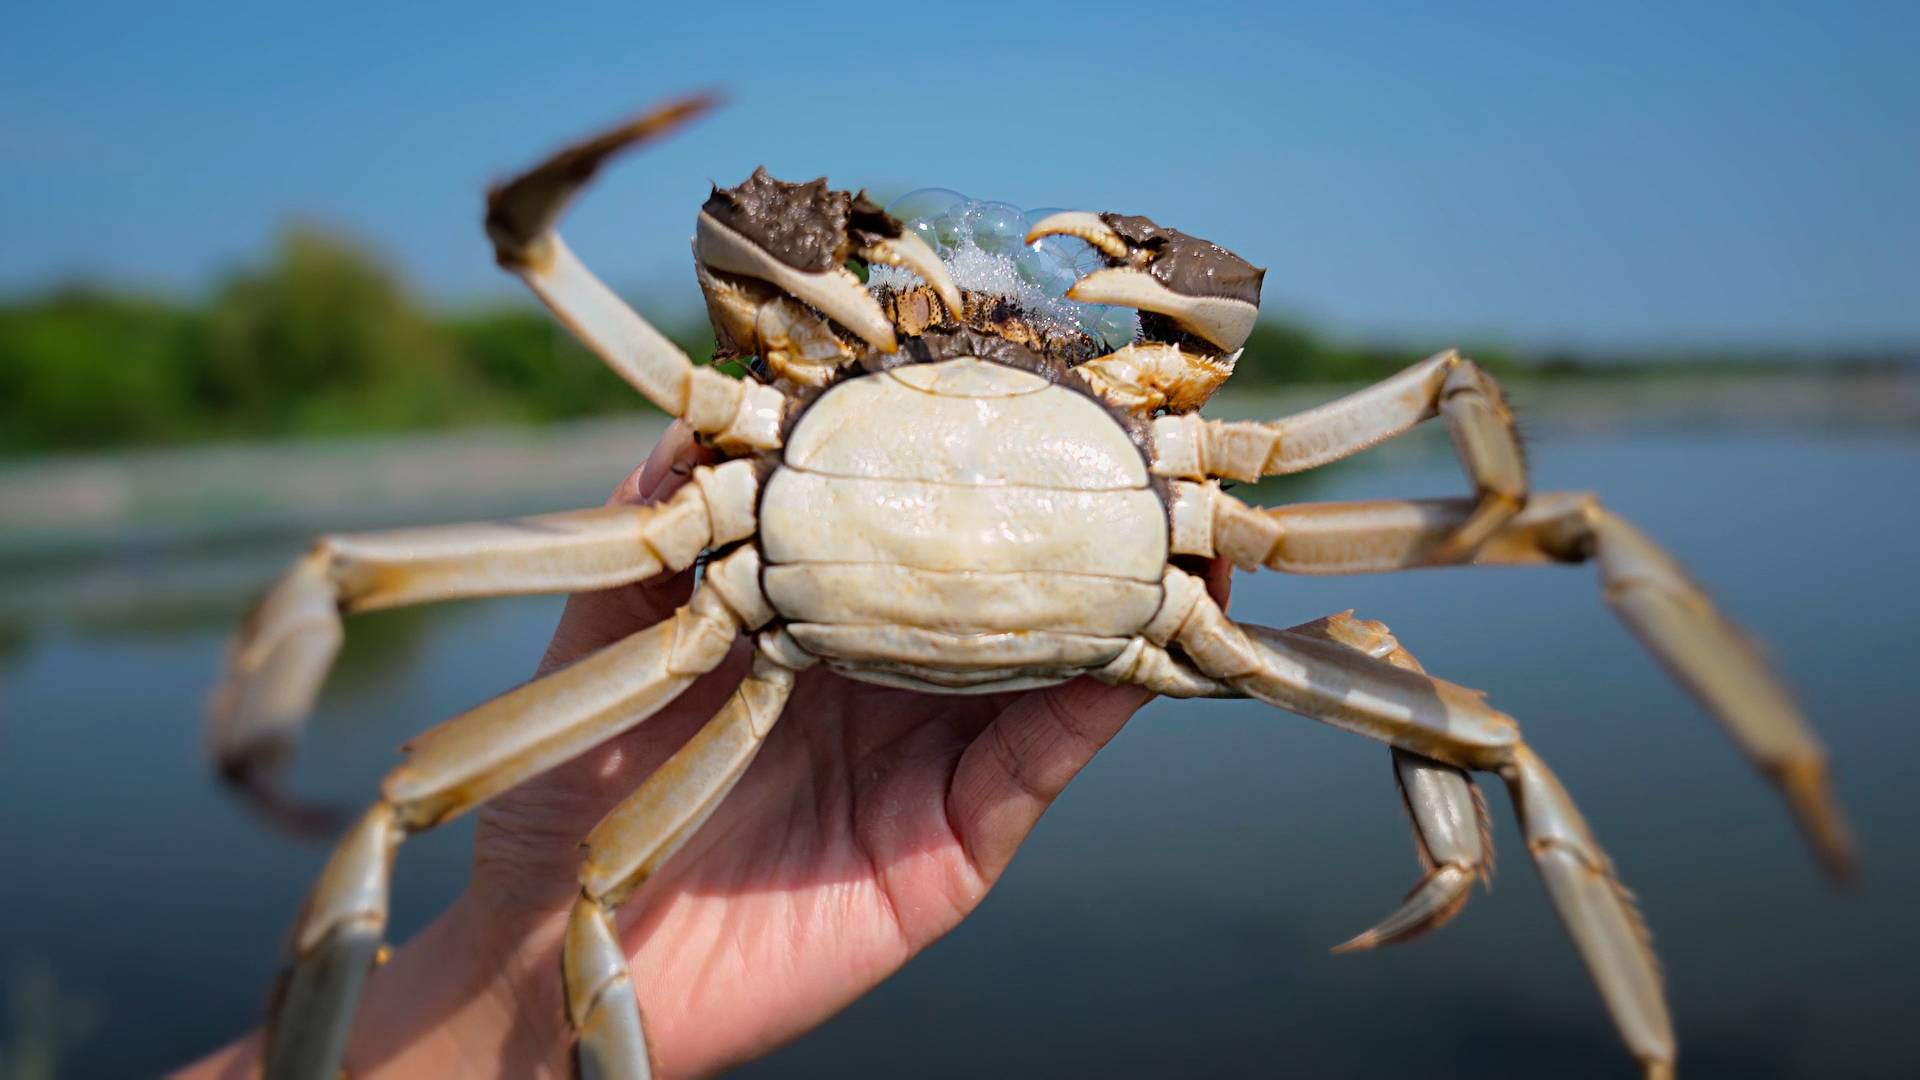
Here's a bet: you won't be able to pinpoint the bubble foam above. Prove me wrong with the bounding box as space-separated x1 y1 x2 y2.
872 190 1138 350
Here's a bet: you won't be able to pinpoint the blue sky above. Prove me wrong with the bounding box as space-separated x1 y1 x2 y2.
5 1 1914 350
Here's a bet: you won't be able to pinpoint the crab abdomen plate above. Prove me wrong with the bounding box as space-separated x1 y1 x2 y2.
762 357 1168 691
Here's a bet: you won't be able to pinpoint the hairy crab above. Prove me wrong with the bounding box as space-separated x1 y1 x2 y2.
211 97 1853 1079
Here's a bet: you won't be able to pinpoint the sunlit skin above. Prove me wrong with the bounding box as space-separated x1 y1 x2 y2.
179 421 1231 1078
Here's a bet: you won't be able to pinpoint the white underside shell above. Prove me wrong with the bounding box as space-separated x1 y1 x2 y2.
761 357 1169 690
781 359 1149 490
762 565 1163 636
760 472 1165 578
785 623 1131 671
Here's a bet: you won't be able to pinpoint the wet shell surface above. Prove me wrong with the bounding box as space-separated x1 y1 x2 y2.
760 356 1168 691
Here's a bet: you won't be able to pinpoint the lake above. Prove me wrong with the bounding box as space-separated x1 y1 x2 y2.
2 422 1916 1078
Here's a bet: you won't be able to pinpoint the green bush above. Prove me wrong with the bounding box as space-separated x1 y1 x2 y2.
0 289 206 453
0 227 721 456
0 224 1825 458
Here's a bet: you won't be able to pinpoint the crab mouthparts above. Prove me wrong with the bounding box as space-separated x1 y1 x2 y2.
871 189 1139 350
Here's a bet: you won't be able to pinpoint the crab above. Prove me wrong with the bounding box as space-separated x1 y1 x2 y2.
210 97 1855 1080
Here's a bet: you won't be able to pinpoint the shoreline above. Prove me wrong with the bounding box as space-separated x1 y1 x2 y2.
4 370 1915 567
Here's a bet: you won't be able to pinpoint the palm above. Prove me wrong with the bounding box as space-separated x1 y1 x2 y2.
466 478 1169 1076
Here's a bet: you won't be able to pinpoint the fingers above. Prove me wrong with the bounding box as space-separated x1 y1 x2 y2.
1201 553 1234 610
632 420 714 504
944 556 1227 879
540 422 719 674
947 677 1153 882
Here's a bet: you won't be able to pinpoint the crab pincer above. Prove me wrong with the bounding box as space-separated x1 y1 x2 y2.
1024 211 1264 414
696 169 963 356
1026 210 1264 353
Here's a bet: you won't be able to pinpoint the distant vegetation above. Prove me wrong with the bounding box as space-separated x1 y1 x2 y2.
0 230 676 456
0 227 1896 457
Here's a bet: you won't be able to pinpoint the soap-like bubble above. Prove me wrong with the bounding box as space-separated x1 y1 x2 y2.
1015 250 1077 298
887 189 966 254
887 189 966 229
879 190 1131 349
1022 207 1089 269
969 201 1027 255
1092 305 1140 349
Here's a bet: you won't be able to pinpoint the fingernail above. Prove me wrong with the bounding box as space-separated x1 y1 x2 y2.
635 422 693 500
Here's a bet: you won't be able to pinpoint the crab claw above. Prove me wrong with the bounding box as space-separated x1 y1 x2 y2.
1027 210 1263 353
859 229 964 320
696 169 953 355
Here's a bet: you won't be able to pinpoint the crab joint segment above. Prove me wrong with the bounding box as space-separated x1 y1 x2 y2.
1205 488 1856 881
1074 342 1239 416
1150 350 1525 557
566 645 800 1079
484 96 784 450
1094 637 1235 698
210 466 759 833
1027 210 1263 353
263 569 757 1080
1287 613 1494 951
1162 570 1673 1075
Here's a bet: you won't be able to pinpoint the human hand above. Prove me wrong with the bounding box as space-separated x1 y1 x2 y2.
180 420 1225 1079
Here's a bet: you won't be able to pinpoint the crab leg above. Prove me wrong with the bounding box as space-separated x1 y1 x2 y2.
566 633 805 1080
485 97 784 454
265 553 767 1080
211 461 759 829
1191 487 1856 881
1285 612 1495 950
1152 349 1525 558
1145 568 1673 1078
1103 610 1492 946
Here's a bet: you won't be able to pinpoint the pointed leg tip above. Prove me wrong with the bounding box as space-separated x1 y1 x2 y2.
219 760 346 840
1777 760 1859 887
1329 932 1380 955
1332 865 1476 956
626 92 725 142
1817 842 1862 891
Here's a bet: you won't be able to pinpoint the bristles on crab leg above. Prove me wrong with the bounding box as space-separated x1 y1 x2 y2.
1150 569 1676 1077
1204 489 1858 882
1339 749 1493 949
1504 746 1674 1079
1283 612 1493 951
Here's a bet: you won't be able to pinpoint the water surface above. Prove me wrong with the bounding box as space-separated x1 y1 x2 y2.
1 430 1915 1078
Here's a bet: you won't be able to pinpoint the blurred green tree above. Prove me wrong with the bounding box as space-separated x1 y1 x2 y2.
201 227 479 434
1 223 1821 459
448 308 646 422
0 288 206 453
